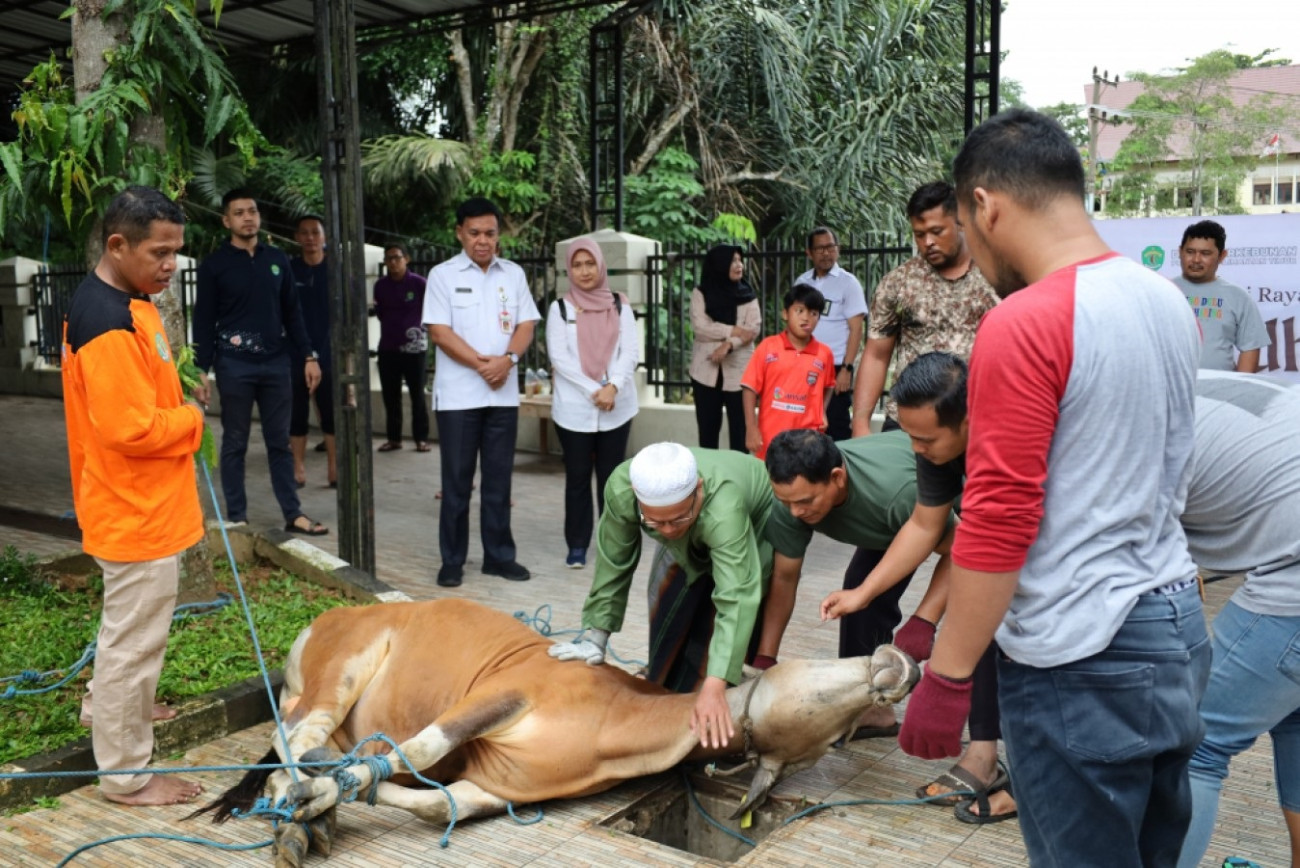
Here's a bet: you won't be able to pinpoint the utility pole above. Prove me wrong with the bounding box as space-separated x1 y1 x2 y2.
1087 67 1121 214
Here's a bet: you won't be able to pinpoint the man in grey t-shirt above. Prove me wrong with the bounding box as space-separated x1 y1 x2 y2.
1172 220 1270 372
1177 370 1300 868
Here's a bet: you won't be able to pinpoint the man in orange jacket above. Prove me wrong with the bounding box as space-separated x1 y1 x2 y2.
61 186 205 806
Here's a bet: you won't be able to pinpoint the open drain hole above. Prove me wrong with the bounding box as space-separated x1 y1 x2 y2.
600 773 801 863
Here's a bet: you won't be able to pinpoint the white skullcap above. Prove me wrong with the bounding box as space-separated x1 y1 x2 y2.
629 442 698 507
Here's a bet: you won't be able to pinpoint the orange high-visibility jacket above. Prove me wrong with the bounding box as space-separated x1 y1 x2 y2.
62 274 205 562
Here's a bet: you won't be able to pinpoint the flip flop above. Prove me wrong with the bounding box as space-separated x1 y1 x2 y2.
285 516 328 536
377 442 402 452
415 442 433 452
954 777 1017 825
916 764 1005 807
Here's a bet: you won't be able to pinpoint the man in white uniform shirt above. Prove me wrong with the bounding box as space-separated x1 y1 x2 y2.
423 197 540 587
796 226 868 440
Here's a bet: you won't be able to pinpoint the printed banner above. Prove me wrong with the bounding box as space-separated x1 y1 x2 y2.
1094 214 1300 382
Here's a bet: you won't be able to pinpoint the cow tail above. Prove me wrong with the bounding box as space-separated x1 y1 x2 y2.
185 747 280 823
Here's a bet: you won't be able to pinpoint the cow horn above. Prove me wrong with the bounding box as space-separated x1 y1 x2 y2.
731 762 779 819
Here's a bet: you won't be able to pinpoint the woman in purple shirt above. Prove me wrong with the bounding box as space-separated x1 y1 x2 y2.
371 243 431 451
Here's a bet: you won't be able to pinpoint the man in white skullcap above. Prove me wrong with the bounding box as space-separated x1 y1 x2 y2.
550 442 776 747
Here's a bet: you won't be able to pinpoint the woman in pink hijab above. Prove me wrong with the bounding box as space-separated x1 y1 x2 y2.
546 238 640 568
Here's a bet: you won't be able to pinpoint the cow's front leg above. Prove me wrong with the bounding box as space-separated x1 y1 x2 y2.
371 779 510 826
288 690 528 822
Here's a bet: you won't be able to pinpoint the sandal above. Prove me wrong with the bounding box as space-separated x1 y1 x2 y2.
954 778 1018 825
377 441 402 452
916 763 1007 807
415 442 433 453
285 516 328 536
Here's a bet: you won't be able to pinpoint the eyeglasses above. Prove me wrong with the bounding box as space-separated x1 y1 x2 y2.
811 243 838 253
384 254 406 261
639 489 699 530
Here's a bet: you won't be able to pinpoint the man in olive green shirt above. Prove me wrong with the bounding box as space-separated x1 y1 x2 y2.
550 442 774 750
759 428 953 734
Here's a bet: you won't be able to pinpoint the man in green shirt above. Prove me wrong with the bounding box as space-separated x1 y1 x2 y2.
758 428 953 735
549 442 775 750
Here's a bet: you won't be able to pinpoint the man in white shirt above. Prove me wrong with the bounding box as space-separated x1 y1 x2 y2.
797 227 867 440
423 198 540 587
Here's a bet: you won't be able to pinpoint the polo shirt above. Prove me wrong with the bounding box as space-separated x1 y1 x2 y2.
740 332 835 459
796 264 868 363
193 240 313 371
289 256 330 363
61 273 205 562
422 251 541 411
766 430 938 558
582 448 775 685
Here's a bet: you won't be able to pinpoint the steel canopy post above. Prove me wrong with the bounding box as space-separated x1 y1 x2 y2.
315 0 375 573
964 0 1000 135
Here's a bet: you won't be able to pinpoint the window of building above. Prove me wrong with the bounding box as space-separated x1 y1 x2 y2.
1279 178 1295 205
1254 182 1274 205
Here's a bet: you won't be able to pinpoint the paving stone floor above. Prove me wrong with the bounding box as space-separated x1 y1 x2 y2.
0 395 1288 866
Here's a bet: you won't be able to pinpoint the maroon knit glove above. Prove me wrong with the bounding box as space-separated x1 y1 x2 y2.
898 667 973 760
751 654 778 671
892 615 937 662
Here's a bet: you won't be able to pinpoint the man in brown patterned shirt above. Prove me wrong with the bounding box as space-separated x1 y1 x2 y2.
851 182 999 436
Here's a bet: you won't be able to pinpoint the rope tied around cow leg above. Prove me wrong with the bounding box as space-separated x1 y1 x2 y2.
334 754 393 807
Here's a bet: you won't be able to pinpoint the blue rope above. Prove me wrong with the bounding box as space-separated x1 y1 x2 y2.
512 605 646 668
55 833 273 867
506 802 544 825
0 594 232 699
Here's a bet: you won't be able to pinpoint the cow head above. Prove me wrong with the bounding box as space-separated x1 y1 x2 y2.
733 644 919 817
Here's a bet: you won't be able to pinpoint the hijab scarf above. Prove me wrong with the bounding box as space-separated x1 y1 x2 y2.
564 238 621 382
699 244 755 325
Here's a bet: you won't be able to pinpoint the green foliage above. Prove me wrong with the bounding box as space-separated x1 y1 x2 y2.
1039 102 1089 149
1106 49 1282 217
464 150 549 247
0 553 355 765
0 0 266 255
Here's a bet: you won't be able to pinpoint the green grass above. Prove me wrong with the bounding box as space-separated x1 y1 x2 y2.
0 545 357 765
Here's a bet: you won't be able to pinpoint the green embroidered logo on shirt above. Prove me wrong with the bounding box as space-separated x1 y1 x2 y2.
271 264 282 276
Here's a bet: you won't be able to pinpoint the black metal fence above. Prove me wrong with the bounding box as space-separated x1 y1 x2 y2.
644 239 911 399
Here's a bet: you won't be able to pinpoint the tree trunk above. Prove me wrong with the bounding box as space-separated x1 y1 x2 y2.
72 0 218 603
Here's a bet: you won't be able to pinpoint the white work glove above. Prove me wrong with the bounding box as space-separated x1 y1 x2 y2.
548 628 610 666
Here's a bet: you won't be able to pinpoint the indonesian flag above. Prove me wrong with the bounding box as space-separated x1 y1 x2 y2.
1262 133 1282 157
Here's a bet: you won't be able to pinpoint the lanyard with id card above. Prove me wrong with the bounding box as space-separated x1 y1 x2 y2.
498 286 513 334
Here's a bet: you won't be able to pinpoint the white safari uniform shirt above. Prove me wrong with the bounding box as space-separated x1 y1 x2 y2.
797 264 867 364
423 251 541 411
546 297 639 432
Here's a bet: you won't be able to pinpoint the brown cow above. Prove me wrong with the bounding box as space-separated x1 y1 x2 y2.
198 598 918 866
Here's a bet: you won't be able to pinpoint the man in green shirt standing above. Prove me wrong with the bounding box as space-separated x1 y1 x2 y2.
549 442 775 750
758 428 953 736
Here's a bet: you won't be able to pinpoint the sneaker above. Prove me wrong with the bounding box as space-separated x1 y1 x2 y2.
565 548 587 569
482 560 531 582
436 564 463 587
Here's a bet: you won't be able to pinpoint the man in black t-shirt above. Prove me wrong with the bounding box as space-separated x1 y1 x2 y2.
821 352 1015 825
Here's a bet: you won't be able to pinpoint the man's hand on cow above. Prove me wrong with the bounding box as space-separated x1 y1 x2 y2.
690 676 734 750
548 628 610 665
897 665 973 760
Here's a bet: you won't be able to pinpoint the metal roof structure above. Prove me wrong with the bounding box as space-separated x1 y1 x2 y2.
0 0 614 96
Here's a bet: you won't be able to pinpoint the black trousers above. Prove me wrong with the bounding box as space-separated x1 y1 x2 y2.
826 388 853 441
289 357 334 437
554 421 632 550
837 545 917 658
435 407 518 567
377 351 429 444
691 378 747 452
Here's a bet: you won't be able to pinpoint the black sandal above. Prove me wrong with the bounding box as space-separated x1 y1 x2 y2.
286 516 328 536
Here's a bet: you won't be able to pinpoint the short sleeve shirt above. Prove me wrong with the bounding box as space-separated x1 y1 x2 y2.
1172 275 1270 370
797 264 867 363
868 257 999 418
423 251 540 410
765 430 945 557
740 333 836 459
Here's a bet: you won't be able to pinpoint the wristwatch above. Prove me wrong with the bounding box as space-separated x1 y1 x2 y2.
840 363 854 374
507 352 519 366
307 351 320 363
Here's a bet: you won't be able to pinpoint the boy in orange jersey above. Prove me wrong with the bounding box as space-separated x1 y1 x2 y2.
61 186 206 806
741 283 836 459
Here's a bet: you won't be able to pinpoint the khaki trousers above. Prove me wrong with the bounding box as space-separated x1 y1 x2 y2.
85 555 179 795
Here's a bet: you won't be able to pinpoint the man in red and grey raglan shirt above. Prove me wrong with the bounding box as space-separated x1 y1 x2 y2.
898 109 1210 866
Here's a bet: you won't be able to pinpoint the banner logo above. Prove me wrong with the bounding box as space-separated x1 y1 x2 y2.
1141 245 1165 270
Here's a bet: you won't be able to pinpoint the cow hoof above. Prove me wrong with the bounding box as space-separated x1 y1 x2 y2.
299 746 342 777
308 808 337 856
274 823 309 868
871 645 922 703
288 777 340 822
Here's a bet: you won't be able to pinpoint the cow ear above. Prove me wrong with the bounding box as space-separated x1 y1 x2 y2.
731 764 779 819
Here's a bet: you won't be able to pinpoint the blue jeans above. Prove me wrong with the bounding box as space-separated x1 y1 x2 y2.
998 584 1210 867
1177 600 1300 868
214 353 301 524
